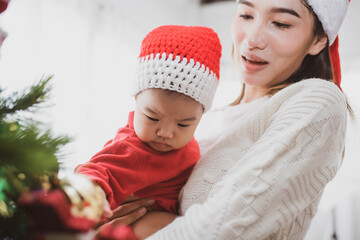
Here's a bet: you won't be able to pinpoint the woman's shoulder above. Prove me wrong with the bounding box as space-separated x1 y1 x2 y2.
273 78 347 106
267 78 348 124
291 78 341 90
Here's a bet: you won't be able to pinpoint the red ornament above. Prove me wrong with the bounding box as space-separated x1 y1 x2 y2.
17 189 97 233
0 0 9 14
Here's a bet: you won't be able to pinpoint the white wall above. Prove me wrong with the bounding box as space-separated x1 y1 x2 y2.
0 0 359 176
0 0 203 175
0 0 359 179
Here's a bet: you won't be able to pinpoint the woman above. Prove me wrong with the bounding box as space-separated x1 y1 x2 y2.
104 0 351 239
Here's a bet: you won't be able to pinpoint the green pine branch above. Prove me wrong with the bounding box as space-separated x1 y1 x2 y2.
0 121 70 174
0 76 71 239
0 76 52 118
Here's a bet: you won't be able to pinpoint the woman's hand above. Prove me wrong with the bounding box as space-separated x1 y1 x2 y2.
96 198 156 229
109 198 156 225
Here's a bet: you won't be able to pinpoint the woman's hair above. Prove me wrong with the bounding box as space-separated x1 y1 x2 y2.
267 0 333 95
231 0 334 105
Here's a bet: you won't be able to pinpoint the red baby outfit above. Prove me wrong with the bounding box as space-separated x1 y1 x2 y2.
75 111 200 214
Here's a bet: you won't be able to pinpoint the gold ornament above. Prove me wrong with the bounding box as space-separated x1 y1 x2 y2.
61 174 104 221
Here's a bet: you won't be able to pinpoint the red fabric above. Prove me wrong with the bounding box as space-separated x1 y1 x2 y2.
75 111 200 214
0 0 9 14
16 189 96 232
330 36 342 90
329 0 351 90
139 25 222 79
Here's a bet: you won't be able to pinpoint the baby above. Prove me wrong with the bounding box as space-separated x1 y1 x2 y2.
75 25 222 239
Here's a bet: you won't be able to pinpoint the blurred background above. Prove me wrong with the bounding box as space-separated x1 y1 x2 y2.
0 0 359 239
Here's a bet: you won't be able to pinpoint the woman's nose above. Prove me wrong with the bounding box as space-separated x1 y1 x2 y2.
245 21 267 50
157 125 174 139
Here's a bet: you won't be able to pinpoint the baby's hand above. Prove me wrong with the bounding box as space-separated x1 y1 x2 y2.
62 174 105 221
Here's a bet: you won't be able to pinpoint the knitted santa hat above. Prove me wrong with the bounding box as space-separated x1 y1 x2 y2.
132 25 222 112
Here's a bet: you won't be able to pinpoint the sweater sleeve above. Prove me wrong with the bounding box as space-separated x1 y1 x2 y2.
147 80 348 239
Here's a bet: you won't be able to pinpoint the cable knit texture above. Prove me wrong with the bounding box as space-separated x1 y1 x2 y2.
147 79 347 240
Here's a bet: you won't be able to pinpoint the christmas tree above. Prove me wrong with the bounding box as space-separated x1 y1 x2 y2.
0 2 106 238
0 76 71 239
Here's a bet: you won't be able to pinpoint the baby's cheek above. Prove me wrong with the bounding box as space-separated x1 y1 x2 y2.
180 131 196 148
134 127 146 142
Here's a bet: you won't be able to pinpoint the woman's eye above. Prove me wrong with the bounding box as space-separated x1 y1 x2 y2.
239 14 252 20
178 123 189 128
146 115 159 122
273 21 291 29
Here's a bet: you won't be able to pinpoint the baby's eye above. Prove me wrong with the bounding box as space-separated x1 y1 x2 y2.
273 21 291 29
178 123 189 128
146 115 159 122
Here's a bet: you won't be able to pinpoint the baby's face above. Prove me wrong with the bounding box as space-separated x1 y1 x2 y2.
134 89 203 152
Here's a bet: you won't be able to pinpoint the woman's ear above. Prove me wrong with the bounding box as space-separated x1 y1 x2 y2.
308 34 328 56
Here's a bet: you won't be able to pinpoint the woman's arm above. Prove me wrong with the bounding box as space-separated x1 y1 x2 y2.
147 80 348 239
132 211 177 240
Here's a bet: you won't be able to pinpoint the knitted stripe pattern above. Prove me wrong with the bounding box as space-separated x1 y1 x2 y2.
132 25 222 112
147 79 347 239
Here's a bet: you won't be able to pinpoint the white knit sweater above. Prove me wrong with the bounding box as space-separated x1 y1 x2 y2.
147 79 347 240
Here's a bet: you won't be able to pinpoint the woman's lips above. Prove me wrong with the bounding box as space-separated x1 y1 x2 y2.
241 54 269 72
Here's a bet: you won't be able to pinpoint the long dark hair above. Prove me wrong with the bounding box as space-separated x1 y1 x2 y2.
279 0 333 84
276 0 353 117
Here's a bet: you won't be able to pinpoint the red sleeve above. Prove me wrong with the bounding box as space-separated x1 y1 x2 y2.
75 141 146 209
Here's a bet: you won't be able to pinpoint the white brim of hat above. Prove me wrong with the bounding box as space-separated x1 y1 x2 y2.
132 52 219 112
307 0 349 45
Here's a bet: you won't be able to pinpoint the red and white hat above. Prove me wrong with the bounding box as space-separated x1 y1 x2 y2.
132 25 222 112
307 0 351 89
307 0 349 46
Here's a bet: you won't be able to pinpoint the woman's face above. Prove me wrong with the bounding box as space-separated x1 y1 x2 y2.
231 0 326 91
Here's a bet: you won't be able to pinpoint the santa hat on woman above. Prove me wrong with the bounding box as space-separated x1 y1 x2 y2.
306 0 351 90
132 25 222 112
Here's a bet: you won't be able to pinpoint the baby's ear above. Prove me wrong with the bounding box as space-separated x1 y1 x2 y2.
308 34 328 56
